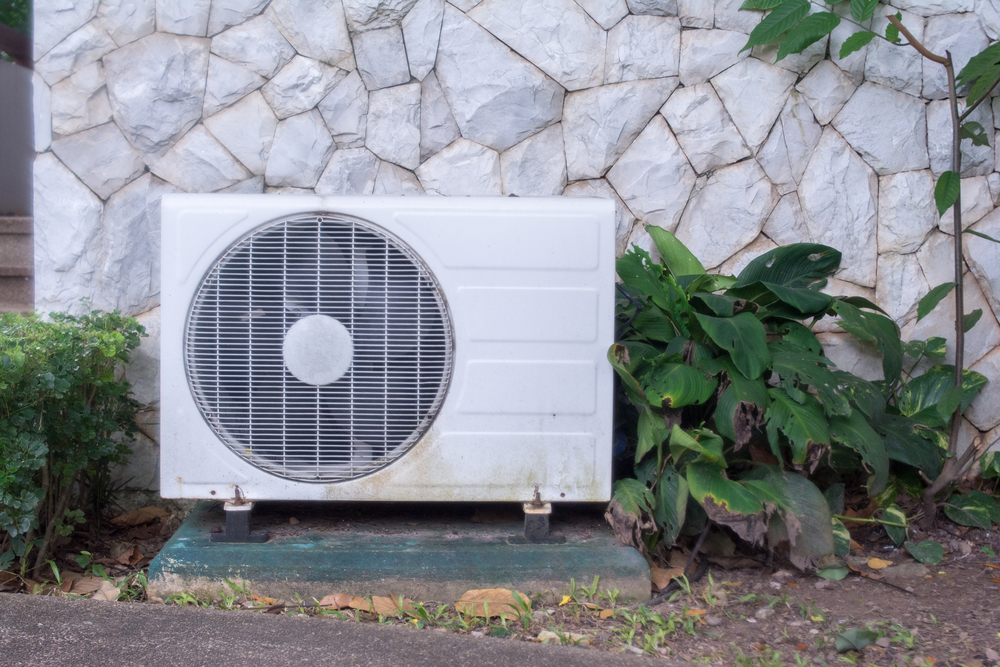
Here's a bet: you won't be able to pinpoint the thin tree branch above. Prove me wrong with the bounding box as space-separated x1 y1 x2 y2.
959 68 1000 122
886 15 949 65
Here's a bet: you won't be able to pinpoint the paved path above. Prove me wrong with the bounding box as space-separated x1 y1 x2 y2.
0 593 668 667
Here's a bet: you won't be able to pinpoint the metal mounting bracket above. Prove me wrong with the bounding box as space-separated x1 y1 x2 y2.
211 497 268 544
508 487 566 545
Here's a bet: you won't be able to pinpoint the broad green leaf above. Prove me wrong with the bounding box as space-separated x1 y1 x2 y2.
850 0 879 21
765 389 830 466
917 282 955 321
835 628 878 653
641 362 716 409
744 465 835 568
670 425 726 467
966 490 1000 523
935 171 960 216
964 228 1000 244
839 30 877 59
776 12 840 61
816 565 850 581
829 410 889 494
629 307 678 343
924 337 947 360
832 301 903 387
695 312 771 380
768 342 850 416
739 0 786 8
734 243 841 289
646 226 706 277
881 504 907 546
742 0 810 51
607 345 649 407
761 282 835 317
686 461 768 546
904 539 944 565
831 370 885 425
612 478 654 515
884 12 901 43
961 121 991 147
653 465 688 548
897 365 988 425
685 273 739 293
824 482 845 514
880 414 943 479
715 384 766 446
838 295 890 316
831 517 851 556
691 293 740 317
943 493 994 529
776 322 824 355
636 407 667 464
964 309 983 333
956 41 1000 102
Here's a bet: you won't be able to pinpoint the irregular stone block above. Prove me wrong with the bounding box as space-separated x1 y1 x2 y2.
928 100 993 178
752 36 827 75
33 73 52 152
798 128 878 287
315 148 380 195
35 22 116 86
660 83 749 174
756 91 822 196
50 122 145 199
678 29 748 86
626 0 676 15
816 333 883 381
416 138 502 195
676 160 778 270
832 82 929 176
366 82 421 169
829 7 868 86
575 0 629 30
264 110 335 188
563 178 636 256
435 5 563 151
373 161 425 195
203 55 266 117
563 78 677 181
204 91 278 175
795 60 855 126
149 125 252 192
605 15 680 83
951 176 994 231
712 58 796 152
715 234 777 278
677 0 712 28
261 56 346 119
763 193 808 247
877 170 937 254
402 0 444 81
218 176 265 194
50 62 113 136
865 10 923 96
499 124 566 196
35 0 98 59
105 33 210 154
97 0 155 46
207 0 270 35
714 0 759 34
420 72 460 162
968 347 1000 430
353 27 411 90
33 153 102 313
343 0 419 32
923 13 988 100
211 15 295 79
266 0 355 70
318 71 369 149
156 0 210 36
876 252 930 323
468 0 606 91
966 208 1000 315
894 0 974 15
606 115 695 232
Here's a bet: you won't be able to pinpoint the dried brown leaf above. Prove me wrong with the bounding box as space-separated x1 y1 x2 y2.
349 595 416 616
650 566 684 590
318 593 353 609
454 589 529 620
91 579 120 601
69 577 104 595
111 506 168 527
867 558 893 570
599 609 615 619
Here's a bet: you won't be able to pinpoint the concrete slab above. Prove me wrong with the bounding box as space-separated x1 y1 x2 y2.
148 501 650 604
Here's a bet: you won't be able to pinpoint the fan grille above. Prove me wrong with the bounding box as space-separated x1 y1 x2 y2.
184 213 453 483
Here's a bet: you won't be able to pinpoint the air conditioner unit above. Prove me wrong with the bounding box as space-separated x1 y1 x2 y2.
160 195 615 514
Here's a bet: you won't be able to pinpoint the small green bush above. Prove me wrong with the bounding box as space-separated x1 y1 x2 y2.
0 310 144 577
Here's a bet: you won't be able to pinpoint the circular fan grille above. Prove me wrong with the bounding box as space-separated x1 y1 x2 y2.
184 213 454 483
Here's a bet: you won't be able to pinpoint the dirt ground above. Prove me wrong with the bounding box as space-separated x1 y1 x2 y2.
2 502 998 667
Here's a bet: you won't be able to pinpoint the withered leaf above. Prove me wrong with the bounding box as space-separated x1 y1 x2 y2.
111 506 168 527
69 577 105 595
650 566 684 590
92 579 120 601
454 589 529 620
349 595 417 616
318 593 353 609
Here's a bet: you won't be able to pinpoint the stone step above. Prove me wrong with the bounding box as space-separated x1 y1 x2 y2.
0 216 33 313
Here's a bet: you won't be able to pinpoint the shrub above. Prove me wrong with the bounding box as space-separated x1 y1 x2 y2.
0 310 144 577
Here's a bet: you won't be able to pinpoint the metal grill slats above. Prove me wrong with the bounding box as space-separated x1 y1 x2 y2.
185 214 453 483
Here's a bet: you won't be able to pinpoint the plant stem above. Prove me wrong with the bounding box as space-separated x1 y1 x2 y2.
832 515 907 528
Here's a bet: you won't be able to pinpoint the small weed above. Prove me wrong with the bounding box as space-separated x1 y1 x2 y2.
166 591 210 607
506 593 533 631
597 588 620 607
982 545 996 557
734 644 784 667
578 575 600 601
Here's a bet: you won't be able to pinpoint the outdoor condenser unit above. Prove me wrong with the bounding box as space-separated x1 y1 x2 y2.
160 195 615 539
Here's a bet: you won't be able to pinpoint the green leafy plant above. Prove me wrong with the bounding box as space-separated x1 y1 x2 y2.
739 0 1000 526
609 229 932 569
0 310 145 578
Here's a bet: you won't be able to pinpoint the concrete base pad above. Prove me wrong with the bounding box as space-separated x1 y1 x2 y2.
148 501 650 604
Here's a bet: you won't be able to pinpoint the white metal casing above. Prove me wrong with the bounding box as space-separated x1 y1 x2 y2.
160 195 615 503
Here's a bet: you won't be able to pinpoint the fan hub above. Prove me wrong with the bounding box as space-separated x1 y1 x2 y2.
282 314 353 386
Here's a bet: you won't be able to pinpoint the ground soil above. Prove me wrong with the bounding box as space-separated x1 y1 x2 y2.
2 502 999 667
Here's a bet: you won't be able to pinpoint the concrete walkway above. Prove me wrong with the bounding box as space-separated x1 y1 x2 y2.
0 593 667 667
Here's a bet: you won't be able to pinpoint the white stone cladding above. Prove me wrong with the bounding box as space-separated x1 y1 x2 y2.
32 1 1000 487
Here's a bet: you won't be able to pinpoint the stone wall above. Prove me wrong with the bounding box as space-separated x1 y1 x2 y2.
33 0 1000 489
